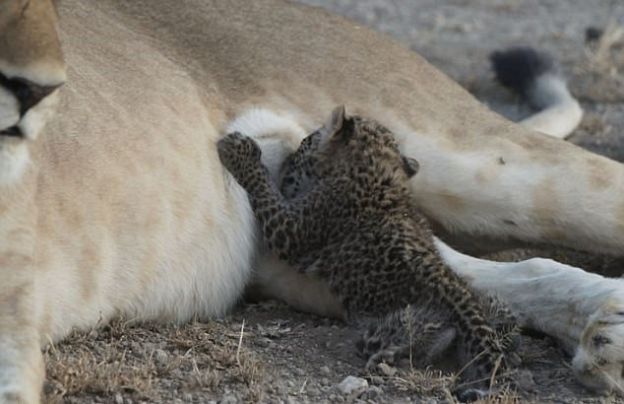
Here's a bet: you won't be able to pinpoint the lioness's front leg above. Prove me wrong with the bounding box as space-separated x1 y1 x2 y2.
0 179 42 404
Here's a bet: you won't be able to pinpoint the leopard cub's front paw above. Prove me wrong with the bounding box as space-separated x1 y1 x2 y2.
217 132 262 181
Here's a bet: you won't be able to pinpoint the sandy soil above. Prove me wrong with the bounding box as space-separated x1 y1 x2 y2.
44 1 624 403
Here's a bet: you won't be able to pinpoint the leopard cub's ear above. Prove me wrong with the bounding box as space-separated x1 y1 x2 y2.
323 105 351 141
329 105 346 134
401 155 420 178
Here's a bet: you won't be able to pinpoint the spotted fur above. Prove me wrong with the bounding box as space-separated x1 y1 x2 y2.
218 107 517 400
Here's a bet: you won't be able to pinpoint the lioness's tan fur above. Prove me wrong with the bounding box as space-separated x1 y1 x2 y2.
1 0 624 402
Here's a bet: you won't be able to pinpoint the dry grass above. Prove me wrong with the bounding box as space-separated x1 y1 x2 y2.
43 319 265 403
476 386 521 404
45 345 156 403
573 19 624 104
39 301 608 403
390 367 520 404
584 22 624 74
393 368 456 399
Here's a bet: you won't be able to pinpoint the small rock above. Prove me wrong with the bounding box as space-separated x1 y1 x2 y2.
586 26 604 43
130 342 142 353
220 394 238 404
182 393 193 402
255 337 273 348
154 349 169 366
294 367 306 376
370 376 384 385
306 386 320 397
336 376 368 395
362 385 383 400
321 377 330 386
114 393 124 404
377 363 397 377
515 370 537 391
319 366 331 375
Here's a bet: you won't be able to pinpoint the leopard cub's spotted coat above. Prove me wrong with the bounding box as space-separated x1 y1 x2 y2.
217 107 516 399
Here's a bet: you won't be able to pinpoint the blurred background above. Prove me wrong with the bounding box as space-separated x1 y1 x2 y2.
297 0 624 160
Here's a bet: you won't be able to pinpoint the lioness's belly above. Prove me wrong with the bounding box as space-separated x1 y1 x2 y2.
29 49 257 342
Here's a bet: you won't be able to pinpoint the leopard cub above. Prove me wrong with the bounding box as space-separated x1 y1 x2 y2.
217 106 517 400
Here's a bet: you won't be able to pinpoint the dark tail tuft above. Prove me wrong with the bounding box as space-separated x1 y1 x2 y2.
490 47 556 97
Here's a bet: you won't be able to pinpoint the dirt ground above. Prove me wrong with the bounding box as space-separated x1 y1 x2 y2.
44 1 624 403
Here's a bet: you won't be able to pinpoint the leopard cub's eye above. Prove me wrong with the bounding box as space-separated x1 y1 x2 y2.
593 335 611 347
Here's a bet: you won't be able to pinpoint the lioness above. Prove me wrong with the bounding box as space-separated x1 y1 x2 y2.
1 1 623 402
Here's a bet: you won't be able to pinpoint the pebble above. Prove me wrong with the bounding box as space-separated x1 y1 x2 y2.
515 370 538 391
319 365 331 375
255 337 273 348
377 363 397 377
370 376 384 385
154 349 169 366
336 375 369 395
114 393 124 404
306 386 321 397
362 385 383 400
220 394 238 404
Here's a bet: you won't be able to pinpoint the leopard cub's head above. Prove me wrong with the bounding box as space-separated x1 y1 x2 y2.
318 106 419 183
278 106 420 199
316 106 420 186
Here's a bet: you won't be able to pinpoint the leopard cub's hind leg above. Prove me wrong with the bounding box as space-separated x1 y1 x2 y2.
358 295 519 393
358 305 457 371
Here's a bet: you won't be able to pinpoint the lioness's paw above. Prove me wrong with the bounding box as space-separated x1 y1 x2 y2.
217 132 262 180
